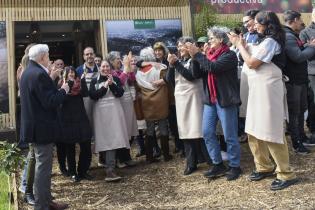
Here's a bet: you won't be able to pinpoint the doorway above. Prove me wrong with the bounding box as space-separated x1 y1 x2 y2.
14 20 100 67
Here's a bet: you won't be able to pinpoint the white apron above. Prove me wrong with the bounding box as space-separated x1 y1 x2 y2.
174 59 204 139
93 88 130 152
239 70 248 118
120 84 139 138
244 45 286 144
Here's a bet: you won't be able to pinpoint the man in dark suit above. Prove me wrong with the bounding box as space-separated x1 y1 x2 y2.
20 44 69 210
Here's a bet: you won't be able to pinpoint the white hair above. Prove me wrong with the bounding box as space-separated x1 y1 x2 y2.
140 47 155 62
28 44 49 62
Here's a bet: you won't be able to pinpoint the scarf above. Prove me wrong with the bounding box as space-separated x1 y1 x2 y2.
206 44 230 104
70 78 81 96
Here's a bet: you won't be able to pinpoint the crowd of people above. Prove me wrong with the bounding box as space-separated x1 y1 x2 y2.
17 8 315 210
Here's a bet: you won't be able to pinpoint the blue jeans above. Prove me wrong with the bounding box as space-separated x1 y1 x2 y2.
203 103 240 167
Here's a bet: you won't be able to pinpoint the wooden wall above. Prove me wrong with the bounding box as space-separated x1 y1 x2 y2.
0 0 192 129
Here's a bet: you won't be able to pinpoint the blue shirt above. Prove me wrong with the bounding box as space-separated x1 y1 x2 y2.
76 64 99 77
244 32 259 44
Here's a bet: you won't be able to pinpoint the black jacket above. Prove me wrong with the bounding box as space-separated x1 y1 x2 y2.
192 51 241 107
165 58 201 87
284 26 315 84
20 60 66 144
89 75 124 100
59 78 92 143
299 22 315 75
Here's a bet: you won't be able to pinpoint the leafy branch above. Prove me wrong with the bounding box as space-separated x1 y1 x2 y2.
0 141 24 174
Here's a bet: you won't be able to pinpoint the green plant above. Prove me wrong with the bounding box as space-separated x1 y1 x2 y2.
0 172 10 210
0 141 24 175
193 3 217 38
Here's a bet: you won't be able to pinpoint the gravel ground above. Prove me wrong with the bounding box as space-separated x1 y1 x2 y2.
18 136 315 210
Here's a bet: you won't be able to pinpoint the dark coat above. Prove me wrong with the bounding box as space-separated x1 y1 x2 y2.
20 60 66 144
192 51 241 108
284 26 315 84
59 78 92 143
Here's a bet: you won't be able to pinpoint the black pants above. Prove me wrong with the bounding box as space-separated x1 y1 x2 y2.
56 143 68 170
66 140 92 176
286 83 308 147
184 138 212 167
306 80 315 132
168 105 183 150
116 148 132 162
183 140 198 168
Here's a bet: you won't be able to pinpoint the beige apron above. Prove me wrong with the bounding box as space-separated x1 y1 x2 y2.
93 88 130 152
244 45 286 144
174 59 204 139
120 83 139 138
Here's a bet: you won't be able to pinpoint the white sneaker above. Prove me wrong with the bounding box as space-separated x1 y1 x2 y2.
116 162 127 168
105 170 122 182
97 162 106 167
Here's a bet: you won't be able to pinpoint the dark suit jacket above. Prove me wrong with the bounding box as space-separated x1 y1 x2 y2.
20 60 66 144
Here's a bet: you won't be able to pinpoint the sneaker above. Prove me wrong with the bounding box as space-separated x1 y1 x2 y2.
302 136 315 147
270 178 298 191
97 162 106 167
294 142 310 154
116 162 128 168
204 163 227 179
105 170 122 182
225 167 242 181
249 170 275 181
19 186 26 194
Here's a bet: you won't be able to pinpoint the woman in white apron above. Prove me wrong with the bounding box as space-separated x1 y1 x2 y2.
166 37 205 175
108 51 138 167
228 11 297 191
89 60 129 182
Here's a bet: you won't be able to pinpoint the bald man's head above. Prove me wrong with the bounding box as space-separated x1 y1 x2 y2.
54 59 64 69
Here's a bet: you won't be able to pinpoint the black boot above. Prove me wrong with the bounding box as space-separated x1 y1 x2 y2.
160 136 173 161
145 136 159 163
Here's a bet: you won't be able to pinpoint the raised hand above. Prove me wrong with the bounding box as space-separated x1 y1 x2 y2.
167 54 178 65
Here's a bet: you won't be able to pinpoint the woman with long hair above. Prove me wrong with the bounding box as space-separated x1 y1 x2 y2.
228 11 297 190
59 66 92 182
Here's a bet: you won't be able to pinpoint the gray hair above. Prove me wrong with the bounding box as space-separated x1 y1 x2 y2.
208 26 230 45
28 44 49 62
140 47 155 62
177 36 195 45
107 51 121 63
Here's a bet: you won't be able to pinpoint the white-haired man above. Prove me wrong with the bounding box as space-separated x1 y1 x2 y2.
20 44 69 210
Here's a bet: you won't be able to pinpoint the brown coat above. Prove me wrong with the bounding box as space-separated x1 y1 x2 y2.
135 69 169 121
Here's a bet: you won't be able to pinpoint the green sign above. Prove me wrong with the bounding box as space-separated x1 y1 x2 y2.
134 19 155 29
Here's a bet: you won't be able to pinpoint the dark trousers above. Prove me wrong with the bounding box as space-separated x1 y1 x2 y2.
117 148 132 162
56 143 68 170
307 76 315 132
66 140 92 176
168 105 183 150
183 139 198 168
286 83 308 147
